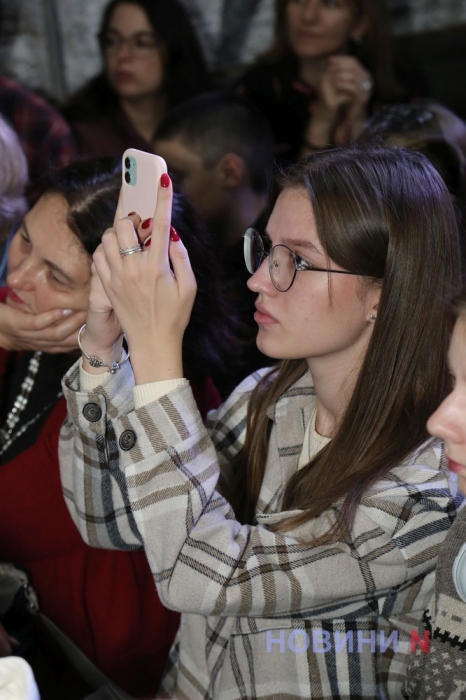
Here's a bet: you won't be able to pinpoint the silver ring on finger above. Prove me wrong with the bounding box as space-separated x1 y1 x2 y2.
119 244 142 257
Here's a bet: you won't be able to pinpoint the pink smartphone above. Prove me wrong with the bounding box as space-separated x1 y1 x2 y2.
121 148 167 221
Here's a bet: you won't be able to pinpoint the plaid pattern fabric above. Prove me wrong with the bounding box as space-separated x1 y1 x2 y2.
0 75 77 195
60 362 463 699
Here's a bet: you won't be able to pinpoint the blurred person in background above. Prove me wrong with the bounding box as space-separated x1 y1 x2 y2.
236 0 407 163
0 113 27 248
153 92 276 393
64 0 210 158
0 76 77 203
360 101 466 266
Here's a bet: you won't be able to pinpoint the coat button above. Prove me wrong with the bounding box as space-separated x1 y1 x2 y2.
83 403 102 422
119 430 136 451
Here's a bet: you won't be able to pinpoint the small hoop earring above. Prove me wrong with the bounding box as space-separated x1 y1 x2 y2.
370 314 377 321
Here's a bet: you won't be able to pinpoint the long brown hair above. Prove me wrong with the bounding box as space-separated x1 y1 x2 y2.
229 146 461 544
258 0 406 103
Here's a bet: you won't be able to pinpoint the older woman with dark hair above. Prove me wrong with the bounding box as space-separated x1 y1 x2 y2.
236 0 407 163
0 157 239 697
64 0 210 158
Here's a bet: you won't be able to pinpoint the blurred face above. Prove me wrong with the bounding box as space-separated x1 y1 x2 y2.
104 2 165 99
427 316 466 495
247 188 379 370
6 194 91 315
286 0 365 61
154 137 226 224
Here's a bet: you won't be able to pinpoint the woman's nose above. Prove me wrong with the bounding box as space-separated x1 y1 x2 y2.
115 38 133 60
247 257 276 295
427 392 466 445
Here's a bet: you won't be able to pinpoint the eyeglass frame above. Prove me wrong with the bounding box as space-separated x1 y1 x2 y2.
243 227 359 292
97 29 160 57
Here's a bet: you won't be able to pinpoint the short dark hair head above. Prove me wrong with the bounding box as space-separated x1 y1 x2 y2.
155 92 274 195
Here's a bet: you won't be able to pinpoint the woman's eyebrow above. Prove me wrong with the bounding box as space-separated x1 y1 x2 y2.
283 237 323 254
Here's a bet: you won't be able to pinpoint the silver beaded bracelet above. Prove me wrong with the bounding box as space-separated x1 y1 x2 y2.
77 324 130 374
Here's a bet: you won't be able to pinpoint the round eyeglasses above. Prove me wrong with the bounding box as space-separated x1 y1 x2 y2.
98 30 159 58
243 227 358 292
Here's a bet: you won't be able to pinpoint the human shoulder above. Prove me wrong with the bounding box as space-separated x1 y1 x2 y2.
0 75 64 120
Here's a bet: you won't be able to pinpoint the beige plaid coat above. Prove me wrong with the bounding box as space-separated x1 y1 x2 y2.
59 362 462 699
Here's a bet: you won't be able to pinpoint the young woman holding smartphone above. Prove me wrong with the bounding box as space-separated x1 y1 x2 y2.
60 146 462 699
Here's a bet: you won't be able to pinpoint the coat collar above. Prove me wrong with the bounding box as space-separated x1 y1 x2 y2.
266 369 316 423
258 370 318 516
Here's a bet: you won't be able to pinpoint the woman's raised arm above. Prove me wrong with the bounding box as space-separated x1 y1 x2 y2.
59 359 457 618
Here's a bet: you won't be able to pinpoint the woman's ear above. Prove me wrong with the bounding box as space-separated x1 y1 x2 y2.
366 280 380 322
217 153 245 190
368 301 379 323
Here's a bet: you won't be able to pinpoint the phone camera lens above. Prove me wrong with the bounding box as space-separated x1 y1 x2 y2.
124 157 131 169
124 172 131 183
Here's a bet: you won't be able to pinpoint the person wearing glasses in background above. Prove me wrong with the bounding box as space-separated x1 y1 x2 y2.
59 146 463 699
63 0 209 158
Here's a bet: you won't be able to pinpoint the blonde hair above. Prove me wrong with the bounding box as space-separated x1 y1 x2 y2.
0 114 28 240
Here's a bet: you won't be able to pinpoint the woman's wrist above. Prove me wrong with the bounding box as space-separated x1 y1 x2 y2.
78 325 125 375
130 343 183 385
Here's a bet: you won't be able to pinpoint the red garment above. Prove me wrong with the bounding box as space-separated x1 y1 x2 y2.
0 342 220 696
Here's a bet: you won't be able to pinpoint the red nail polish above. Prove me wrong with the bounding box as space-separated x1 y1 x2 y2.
160 173 171 188
141 218 152 230
170 225 180 242
127 211 136 216
144 236 152 248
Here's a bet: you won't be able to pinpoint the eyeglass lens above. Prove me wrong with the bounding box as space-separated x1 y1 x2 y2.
100 31 158 55
244 229 295 292
269 245 296 291
244 228 264 275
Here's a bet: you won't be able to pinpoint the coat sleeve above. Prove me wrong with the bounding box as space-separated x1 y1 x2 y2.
59 359 460 617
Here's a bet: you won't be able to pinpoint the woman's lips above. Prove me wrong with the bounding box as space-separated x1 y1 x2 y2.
115 70 134 83
254 304 278 325
6 288 25 307
447 459 466 474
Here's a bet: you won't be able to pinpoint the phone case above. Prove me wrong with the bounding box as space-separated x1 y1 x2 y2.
121 148 167 221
